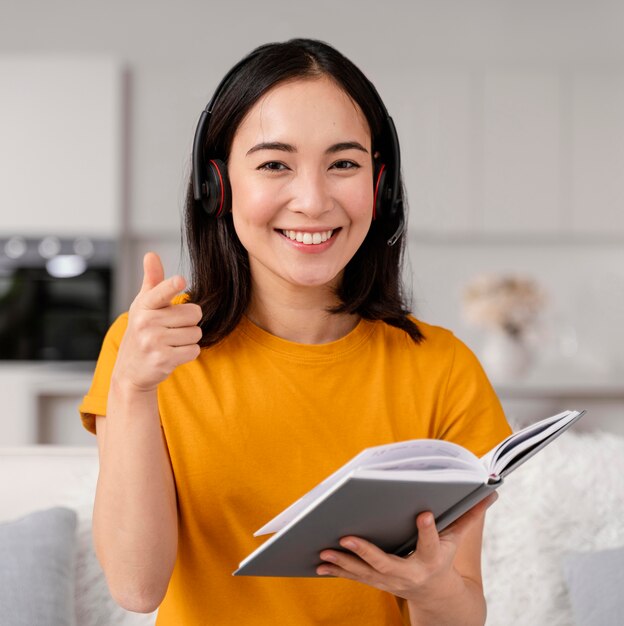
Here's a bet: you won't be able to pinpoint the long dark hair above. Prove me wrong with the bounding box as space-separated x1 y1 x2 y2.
183 38 424 347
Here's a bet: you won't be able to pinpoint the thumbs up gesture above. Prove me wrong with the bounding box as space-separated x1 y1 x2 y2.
113 252 203 393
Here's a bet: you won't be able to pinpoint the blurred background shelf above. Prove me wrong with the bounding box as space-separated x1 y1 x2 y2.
494 368 624 435
495 377 624 399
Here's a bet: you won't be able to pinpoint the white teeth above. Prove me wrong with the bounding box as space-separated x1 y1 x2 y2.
281 229 334 245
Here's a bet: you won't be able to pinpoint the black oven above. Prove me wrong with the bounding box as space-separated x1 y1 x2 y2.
0 236 114 361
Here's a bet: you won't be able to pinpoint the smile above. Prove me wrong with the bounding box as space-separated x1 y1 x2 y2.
279 229 339 245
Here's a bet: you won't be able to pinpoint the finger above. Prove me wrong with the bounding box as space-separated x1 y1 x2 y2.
441 492 498 538
140 252 166 293
152 303 203 328
169 343 202 368
317 548 371 579
141 274 186 311
164 326 203 347
486 491 499 508
470 491 498 518
414 511 441 563
316 561 364 581
332 538 402 575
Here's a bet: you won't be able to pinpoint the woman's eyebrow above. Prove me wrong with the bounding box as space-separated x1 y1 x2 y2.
326 141 369 155
246 141 369 156
246 141 296 156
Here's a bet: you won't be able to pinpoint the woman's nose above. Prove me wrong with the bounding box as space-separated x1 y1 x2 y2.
288 169 334 219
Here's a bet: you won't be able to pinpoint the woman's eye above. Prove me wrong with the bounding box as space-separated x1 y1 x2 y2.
257 160 360 172
332 160 360 170
258 161 288 172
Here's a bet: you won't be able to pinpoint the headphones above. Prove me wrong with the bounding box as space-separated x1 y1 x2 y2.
191 50 405 246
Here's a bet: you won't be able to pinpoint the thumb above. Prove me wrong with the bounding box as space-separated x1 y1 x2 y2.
140 252 165 293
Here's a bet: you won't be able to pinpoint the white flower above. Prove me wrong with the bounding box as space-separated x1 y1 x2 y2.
461 273 547 337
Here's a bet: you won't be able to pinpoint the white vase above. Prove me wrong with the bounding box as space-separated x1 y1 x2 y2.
480 330 534 383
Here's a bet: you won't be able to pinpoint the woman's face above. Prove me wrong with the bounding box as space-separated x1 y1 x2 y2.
227 76 374 293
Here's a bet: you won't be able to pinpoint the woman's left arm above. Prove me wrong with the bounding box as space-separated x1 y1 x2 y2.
316 492 498 626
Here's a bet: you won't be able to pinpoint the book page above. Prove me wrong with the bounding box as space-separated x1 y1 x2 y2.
481 410 584 477
365 454 486 477
354 466 486 483
479 410 572 470
254 439 480 536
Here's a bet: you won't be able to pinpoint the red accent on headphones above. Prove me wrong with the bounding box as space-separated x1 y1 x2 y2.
372 164 386 220
209 159 225 217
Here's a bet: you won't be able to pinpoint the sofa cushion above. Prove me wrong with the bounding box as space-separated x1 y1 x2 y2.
482 427 624 625
0 506 78 626
0 446 157 626
562 545 624 626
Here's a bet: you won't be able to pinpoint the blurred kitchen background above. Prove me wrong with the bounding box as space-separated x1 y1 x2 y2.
1 0 623 445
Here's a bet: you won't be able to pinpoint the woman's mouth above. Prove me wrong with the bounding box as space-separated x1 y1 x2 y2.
277 228 341 246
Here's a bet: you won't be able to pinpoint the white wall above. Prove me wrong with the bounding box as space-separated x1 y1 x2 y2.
1 0 623 381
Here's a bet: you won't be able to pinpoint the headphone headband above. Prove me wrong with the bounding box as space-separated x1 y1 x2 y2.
192 49 405 246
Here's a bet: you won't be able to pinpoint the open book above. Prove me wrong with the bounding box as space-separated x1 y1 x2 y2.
233 409 586 577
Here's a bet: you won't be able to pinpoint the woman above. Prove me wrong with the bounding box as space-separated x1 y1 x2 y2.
80 38 511 625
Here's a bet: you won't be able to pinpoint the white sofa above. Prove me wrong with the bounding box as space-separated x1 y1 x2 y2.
0 446 157 626
1 426 623 626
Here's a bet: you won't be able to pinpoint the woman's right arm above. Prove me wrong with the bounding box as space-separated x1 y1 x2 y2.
92 252 203 613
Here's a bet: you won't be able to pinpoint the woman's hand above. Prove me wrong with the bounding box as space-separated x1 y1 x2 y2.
112 252 204 393
316 493 498 605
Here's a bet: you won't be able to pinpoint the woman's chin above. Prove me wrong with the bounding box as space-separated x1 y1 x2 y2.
282 270 342 291
287 278 336 290
248 256 344 293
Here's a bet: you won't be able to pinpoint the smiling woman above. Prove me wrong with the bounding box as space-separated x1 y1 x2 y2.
227 76 375 329
80 37 512 626
184 39 419 347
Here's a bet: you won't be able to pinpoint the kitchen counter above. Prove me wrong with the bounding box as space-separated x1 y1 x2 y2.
0 361 95 395
0 363 96 444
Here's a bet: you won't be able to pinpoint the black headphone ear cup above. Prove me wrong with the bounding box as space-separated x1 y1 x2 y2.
373 163 388 221
203 158 231 218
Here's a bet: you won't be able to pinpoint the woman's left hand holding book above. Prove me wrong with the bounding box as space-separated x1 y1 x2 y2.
316 492 499 625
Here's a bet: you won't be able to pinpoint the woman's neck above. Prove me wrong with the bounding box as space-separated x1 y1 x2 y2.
245 275 360 345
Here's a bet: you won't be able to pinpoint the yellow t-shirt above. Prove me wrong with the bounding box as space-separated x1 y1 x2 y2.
79 302 511 626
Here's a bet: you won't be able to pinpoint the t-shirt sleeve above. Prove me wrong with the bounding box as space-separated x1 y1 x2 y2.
78 312 129 435
433 333 512 458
